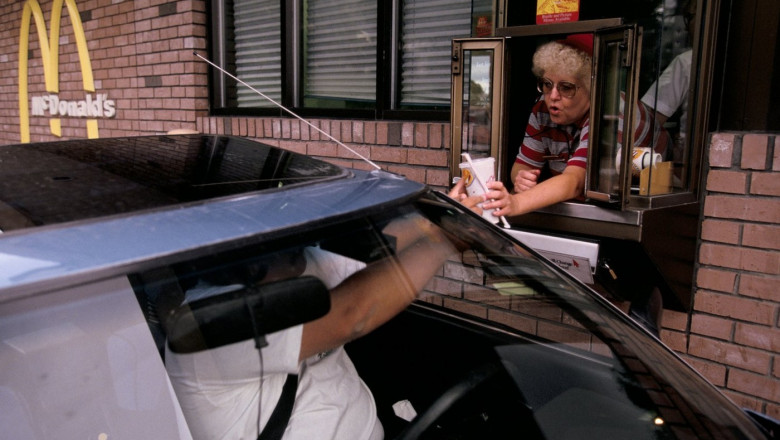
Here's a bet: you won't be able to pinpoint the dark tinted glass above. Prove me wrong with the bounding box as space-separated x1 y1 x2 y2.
0 135 346 232
128 191 766 439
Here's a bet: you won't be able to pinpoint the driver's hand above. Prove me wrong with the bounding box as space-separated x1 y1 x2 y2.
449 179 485 215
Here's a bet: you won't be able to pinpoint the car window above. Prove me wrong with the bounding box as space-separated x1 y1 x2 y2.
125 191 764 439
0 277 191 439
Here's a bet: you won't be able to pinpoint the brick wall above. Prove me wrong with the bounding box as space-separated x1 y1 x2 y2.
0 0 209 143
668 133 780 419
196 116 453 192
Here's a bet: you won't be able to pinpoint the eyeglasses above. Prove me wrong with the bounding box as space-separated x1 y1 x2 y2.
536 78 579 99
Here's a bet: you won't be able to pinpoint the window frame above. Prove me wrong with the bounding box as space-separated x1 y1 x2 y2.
207 0 493 121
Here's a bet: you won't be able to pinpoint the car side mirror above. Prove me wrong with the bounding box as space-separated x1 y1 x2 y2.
165 276 330 353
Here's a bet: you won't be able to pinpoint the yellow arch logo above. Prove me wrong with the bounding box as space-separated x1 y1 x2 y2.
18 0 98 143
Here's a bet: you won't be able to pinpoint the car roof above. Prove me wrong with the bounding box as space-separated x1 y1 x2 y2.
0 135 425 299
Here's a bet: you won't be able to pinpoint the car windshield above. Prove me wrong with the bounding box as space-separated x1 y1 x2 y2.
0 135 346 233
127 190 765 440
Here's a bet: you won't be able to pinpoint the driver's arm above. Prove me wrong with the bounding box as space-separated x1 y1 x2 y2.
299 217 456 362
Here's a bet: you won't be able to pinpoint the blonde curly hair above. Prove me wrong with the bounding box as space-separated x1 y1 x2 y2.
532 41 592 93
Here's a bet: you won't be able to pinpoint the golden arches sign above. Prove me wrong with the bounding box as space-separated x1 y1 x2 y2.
18 0 98 143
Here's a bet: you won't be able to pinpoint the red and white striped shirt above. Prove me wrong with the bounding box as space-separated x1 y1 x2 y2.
516 99 590 176
516 95 657 176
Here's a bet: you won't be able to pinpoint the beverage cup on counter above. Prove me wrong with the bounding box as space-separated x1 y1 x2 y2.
458 155 499 223
616 147 663 176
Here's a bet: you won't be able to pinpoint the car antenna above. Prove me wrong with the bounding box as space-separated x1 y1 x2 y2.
194 52 381 170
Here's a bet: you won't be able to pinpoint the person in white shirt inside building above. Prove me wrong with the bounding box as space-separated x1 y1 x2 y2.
640 0 696 162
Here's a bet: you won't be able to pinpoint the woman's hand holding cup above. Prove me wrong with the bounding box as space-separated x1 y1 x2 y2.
480 181 515 217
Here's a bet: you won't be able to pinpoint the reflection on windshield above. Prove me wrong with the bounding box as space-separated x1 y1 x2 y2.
415 192 764 439
0 135 346 232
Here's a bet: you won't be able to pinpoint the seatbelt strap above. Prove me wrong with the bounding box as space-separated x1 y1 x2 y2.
257 374 299 440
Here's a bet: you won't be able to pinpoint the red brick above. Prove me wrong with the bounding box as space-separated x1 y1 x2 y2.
371 146 407 163
688 335 771 373
741 248 780 274
699 243 741 269
280 119 291 139
774 137 780 171
767 403 780 424
337 144 370 162
311 120 326 140
375 122 388 144
278 140 306 155
307 141 338 157
690 313 734 340
426 168 450 187
727 368 780 401
386 165 425 183
512 298 563 321
414 124 428 147
706 169 747 193
408 149 447 167
537 320 591 348
352 121 364 143
694 290 776 325
488 308 538 334
418 291 444 306
681 356 727 386
734 322 780 351
429 124 443 149
289 120 300 140
441 297 488 319
703 195 780 223
700 219 741 244
321 121 340 141
463 284 497 302
364 122 376 144
750 172 780 196
709 133 735 168
660 329 688 352
696 267 737 292
660 308 689 331
351 160 379 172
338 121 350 143
401 122 414 147
738 273 780 300
723 390 763 412
741 134 769 170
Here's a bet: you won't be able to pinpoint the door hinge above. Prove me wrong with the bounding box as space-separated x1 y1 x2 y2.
451 42 461 75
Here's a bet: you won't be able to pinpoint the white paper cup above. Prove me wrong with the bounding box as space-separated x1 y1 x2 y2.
616 147 663 176
459 157 498 223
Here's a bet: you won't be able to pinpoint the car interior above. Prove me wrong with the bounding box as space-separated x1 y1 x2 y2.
125 192 766 439
125 197 669 440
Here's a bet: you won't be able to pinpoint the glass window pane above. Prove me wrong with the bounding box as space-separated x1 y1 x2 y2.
400 0 472 107
304 0 377 108
234 0 282 107
460 49 493 158
591 37 628 199
638 0 696 193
